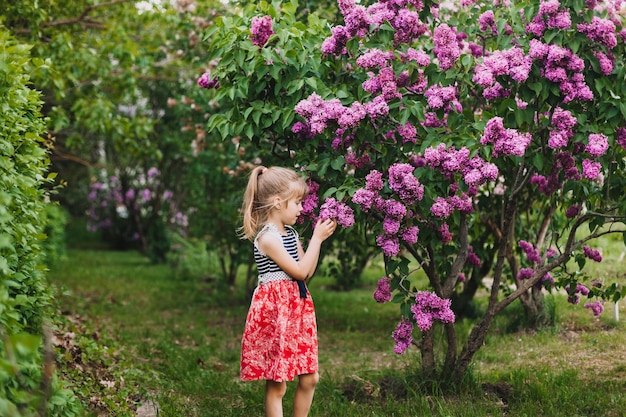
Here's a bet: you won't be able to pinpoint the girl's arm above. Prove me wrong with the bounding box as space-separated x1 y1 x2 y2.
258 219 336 281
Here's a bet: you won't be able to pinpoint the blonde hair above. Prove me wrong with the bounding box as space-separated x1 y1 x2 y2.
239 166 309 240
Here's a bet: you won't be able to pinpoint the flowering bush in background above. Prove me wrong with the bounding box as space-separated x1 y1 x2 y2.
87 167 188 261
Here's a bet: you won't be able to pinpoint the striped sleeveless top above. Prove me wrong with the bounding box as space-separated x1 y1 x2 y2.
254 224 307 298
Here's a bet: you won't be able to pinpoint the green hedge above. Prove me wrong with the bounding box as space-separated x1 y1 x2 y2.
0 27 81 417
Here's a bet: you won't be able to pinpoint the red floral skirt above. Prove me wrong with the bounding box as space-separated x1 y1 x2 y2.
240 280 318 382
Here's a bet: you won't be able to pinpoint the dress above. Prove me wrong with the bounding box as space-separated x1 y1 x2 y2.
240 224 318 382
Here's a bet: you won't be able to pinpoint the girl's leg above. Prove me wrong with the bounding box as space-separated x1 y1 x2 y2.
266 380 287 417
292 372 319 417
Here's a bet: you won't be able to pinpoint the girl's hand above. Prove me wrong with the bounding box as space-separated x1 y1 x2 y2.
313 218 337 242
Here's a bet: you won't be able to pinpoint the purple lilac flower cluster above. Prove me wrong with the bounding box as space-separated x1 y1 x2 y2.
525 0 572 37
294 93 390 137
430 194 473 219
374 276 392 303
433 24 461 71
584 301 604 316
472 47 532 100
480 117 532 158
422 84 462 127
392 320 414 354
548 107 577 149
410 291 455 332
565 204 581 218
530 151 582 195
466 246 482 267
582 245 602 262
577 16 618 49
566 283 590 305
352 166 422 256
322 0 427 56
528 39 592 103
478 10 498 35
518 240 541 264
249 15 274 47
318 197 355 228
197 72 219 89
585 133 609 158
87 168 186 236
423 143 499 186
297 180 320 224
617 128 626 150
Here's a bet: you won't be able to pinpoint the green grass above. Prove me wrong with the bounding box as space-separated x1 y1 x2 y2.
48 249 626 417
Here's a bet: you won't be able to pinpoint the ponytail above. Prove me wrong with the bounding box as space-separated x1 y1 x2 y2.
239 166 266 241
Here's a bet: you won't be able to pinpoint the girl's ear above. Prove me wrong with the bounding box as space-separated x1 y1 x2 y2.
273 196 282 210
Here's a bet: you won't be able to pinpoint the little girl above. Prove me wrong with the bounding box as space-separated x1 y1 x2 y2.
239 166 336 417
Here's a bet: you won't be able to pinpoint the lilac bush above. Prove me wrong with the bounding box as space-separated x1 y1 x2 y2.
202 0 626 381
87 168 188 259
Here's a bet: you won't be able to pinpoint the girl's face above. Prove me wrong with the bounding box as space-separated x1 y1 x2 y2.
279 196 303 226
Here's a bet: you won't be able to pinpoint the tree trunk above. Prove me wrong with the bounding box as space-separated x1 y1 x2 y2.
420 328 436 382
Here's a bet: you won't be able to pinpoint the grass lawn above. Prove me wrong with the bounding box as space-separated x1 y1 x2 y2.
48 248 626 417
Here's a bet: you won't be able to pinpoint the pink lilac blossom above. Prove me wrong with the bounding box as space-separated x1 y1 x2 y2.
480 117 532 158
383 199 407 220
528 40 592 103
378 67 402 101
433 24 461 71
545 247 558 258
377 234 401 257
344 5 371 38
338 102 367 128
401 48 431 66
526 0 571 36
401 226 419 244
365 95 391 118
466 246 482 267
298 180 319 223
577 17 618 49
392 320 414 354
585 133 609 157
365 170 384 191
430 197 453 219
362 74 382 95
594 51 614 75
410 291 455 332
321 25 350 55
250 15 274 47
519 240 541 263
424 85 462 113
458 273 466 282
318 197 355 228
345 151 372 169
584 301 604 316
197 72 219 89
356 48 395 69
439 223 453 243
582 159 601 179
548 107 577 149
478 10 498 35
397 122 418 143
583 245 603 262
374 276 392 303
517 268 534 280
388 163 424 204
449 194 473 213
383 217 401 234
352 189 378 211
393 8 427 44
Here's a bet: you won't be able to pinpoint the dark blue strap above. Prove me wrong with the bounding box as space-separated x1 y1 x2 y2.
296 280 307 298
